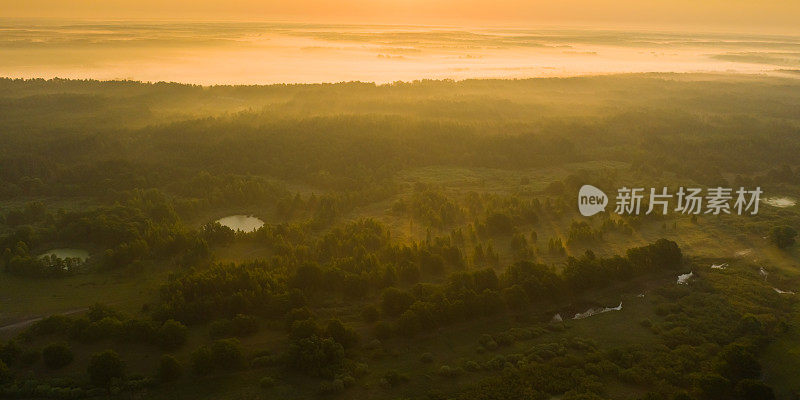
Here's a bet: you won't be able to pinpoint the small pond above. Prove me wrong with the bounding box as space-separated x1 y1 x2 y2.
39 248 90 262
215 215 265 233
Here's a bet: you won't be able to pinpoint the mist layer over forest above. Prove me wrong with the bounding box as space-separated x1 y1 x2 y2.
2 21 800 83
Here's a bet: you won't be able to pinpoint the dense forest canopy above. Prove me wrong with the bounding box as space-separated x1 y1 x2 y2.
0 74 799 400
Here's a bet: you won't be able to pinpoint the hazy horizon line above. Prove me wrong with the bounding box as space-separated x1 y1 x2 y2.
3 71 796 88
2 17 799 38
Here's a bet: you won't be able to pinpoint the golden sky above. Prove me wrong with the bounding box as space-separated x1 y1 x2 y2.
6 0 800 33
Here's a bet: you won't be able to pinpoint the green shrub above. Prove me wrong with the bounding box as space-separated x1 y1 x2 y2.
286 336 345 378
478 334 498 350
463 360 481 372
325 319 359 349
209 319 235 339
284 307 312 330
380 288 415 317
157 320 188 350
191 339 245 376
42 343 73 369
87 350 125 388
18 349 41 368
0 359 11 385
0 341 22 366
156 355 182 383
768 226 797 249
419 353 434 363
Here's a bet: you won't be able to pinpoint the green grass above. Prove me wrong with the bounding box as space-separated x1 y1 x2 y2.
0 263 166 338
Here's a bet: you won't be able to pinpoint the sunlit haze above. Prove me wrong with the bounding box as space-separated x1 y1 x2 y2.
2 21 800 84
5 0 800 34
3 1 800 84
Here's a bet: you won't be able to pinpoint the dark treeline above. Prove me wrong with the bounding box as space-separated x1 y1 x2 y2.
2 76 800 200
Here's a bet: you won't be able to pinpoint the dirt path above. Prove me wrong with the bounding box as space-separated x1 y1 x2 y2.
0 308 88 332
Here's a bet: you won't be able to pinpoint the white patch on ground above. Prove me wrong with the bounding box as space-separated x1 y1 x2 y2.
572 302 622 320
677 272 694 284
711 263 728 269
760 267 769 280
734 249 753 258
773 288 796 295
551 313 563 323
762 197 796 208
